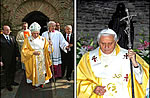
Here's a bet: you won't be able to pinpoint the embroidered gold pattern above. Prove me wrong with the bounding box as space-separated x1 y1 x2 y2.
104 65 108 68
37 52 45 83
107 83 117 96
113 74 122 78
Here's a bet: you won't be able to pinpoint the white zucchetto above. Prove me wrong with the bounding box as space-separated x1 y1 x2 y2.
100 28 116 35
97 28 118 42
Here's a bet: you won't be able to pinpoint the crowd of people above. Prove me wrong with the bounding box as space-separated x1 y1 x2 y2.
0 21 74 91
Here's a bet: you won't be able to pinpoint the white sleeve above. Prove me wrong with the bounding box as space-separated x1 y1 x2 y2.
16 31 24 46
42 32 49 41
59 33 69 53
41 32 45 38
133 63 143 84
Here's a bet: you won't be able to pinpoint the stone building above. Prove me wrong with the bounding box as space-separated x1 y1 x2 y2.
0 0 149 48
1 0 74 35
77 0 149 49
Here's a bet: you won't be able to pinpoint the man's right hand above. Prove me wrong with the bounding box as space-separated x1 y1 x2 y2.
33 51 40 55
94 86 106 96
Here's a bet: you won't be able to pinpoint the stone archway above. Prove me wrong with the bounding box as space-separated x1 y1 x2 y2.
22 11 49 35
12 0 59 27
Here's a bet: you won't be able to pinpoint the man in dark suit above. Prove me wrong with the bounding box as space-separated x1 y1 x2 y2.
56 22 65 34
0 25 20 91
61 25 74 81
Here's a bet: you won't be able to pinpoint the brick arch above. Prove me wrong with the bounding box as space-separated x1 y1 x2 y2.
12 0 59 26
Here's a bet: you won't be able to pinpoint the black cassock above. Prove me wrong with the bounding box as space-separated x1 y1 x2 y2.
108 3 134 49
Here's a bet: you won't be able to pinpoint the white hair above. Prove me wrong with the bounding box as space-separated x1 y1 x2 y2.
97 28 118 43
47 21 56 27
65 25 72 30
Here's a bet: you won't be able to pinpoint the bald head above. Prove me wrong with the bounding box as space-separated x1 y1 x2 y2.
65 25 72 34
3 25 11 35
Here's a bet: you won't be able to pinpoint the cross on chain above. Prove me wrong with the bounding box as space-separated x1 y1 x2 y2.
92 56 97 62
123 53 128 59
124 74 128 82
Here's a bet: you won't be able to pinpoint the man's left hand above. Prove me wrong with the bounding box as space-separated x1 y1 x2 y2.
128 49 138 67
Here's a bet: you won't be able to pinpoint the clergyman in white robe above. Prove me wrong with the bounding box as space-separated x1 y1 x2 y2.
42 30 69 78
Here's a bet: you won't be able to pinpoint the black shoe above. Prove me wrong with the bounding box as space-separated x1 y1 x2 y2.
11 82 19 86
66 77 71 81
7 86 13 91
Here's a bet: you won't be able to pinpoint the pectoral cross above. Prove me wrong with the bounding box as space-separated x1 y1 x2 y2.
92 56 97 62
123 53 128 59
124 74 128 82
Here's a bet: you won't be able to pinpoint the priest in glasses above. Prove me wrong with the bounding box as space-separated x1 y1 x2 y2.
21 22 53 88
77 28 149 98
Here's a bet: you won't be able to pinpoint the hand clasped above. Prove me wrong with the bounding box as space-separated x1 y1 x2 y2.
128 49 138 67
94 86 106 96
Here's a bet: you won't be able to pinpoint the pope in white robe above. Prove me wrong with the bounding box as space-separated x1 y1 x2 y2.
21 22 53 87
42 21 69 78
77 29 149 98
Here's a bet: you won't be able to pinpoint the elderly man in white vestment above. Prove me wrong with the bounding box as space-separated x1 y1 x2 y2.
21 22 53 88
77 28 149 98
16 22 31 69
42 21 69 78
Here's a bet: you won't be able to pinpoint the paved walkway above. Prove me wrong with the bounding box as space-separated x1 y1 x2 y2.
1 69 74 98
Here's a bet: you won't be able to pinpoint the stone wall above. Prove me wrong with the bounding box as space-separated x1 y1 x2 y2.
77 0 149 49
1 0 74 35
1 0 149 49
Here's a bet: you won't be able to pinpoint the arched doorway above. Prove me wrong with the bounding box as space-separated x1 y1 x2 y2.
22 11 49 35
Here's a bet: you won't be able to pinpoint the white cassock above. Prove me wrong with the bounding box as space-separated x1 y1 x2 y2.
89 47 143 98
42 30 69 77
